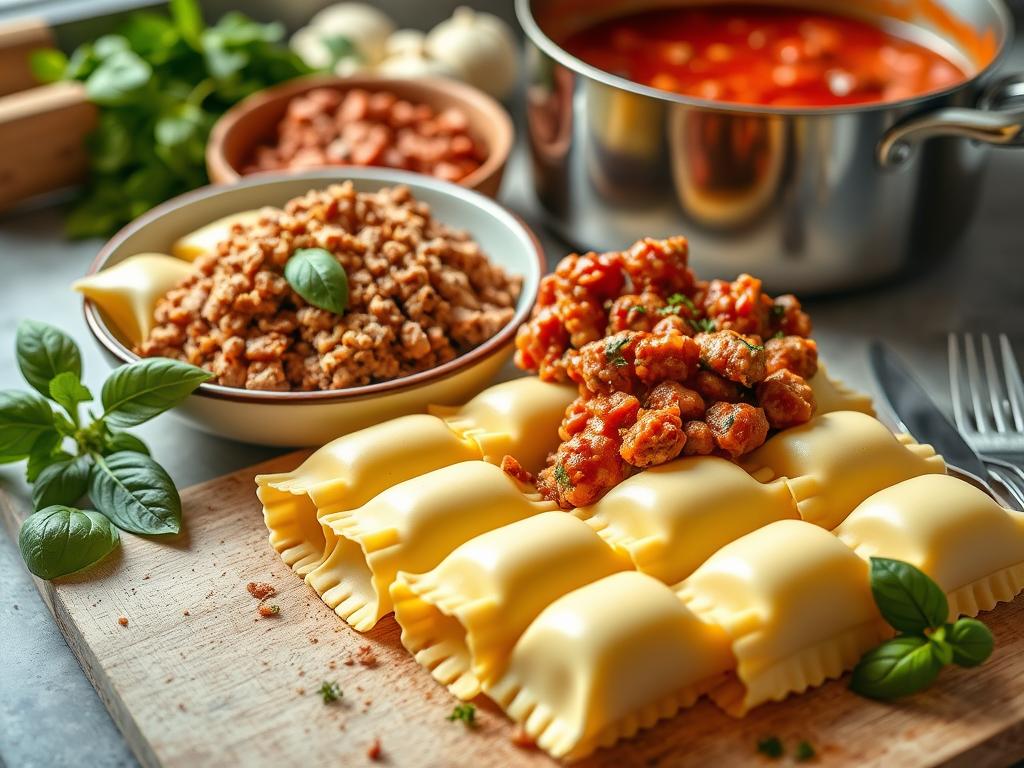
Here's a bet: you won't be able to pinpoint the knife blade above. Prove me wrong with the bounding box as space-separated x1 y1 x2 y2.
868 341 990 481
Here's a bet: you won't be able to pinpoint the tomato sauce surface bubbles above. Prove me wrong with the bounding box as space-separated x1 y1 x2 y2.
562 4 967 107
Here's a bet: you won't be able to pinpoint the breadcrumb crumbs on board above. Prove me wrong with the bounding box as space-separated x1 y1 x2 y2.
183 610 190 616
356 644 378 667
367 738 382 761
258 604 280 618
512 726 536 749
117 616 128 627
247 581 277 600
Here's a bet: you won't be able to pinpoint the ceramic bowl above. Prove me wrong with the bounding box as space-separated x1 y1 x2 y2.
206 74 514 197
83 169 544 447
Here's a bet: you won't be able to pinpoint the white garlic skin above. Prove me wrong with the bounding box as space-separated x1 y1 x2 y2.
377 52 461 80
425 6 520 99
308 2 396 65
386 29 428 58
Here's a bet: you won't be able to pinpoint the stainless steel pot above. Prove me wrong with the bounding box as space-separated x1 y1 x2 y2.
517 0 1024 293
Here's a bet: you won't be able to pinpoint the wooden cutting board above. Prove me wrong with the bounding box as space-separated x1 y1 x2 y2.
4 453 1024 768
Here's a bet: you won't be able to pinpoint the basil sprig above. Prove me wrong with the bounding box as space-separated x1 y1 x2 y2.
284 248 349 315
850 557 994 700
7 320 210 580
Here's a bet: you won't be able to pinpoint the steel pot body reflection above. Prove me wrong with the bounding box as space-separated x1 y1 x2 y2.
518 0 1024 294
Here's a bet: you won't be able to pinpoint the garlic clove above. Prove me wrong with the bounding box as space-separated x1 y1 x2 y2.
425 6 520 99
309 2 395 65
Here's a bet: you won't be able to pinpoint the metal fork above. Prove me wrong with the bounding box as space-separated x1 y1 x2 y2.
949 333 1024 508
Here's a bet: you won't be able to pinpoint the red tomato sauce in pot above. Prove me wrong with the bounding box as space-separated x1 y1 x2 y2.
562 4 968 107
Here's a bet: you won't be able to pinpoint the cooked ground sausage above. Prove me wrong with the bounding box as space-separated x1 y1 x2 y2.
681 420 716 455
645 381 705 420
538 430 629 508
697 330 768 387
705 401 769 457
568 331 642 395
703 274 773 338
770 294 813 338
690 370 745 403
620 236 696 295
139 183 520 391
633 332 701 384
608 293 667 333
765 335 819 379
757 369 817 428
620 408 686 467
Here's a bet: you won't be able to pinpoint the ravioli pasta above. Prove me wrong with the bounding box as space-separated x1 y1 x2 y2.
576 456 798 584
807 365 875 416
392 512 629 699
485 571 733 762
429 377 577 473
836 474 1024 619
305 461 556 631
677 520 890 716
257 415 480 574
743 410 945 530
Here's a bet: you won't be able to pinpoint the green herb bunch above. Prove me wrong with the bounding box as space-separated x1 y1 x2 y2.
7 321 211 580
30 0 312 239
850 557 994 699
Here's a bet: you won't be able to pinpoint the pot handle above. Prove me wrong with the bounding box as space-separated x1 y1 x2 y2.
878 75 1024 167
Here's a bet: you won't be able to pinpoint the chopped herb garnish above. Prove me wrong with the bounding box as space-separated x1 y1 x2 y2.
688 317 716 333
605 336 631 368
267 604 280 615
657 306 680 317
795 740 816 762
553 463 572 489
628 305 647 315
722 413 736 430
757 736 784 759
739 337 765 353
667 293 696 311
319 680 342 703
447 702 477 726
772 331 785 340
771 304 786 319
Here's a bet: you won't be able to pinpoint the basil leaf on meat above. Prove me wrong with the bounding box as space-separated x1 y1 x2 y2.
868 557 948 635
284 248 349 315
89 451 182 534
33 455 92 511
101 358 211 428
19 506 119 580
16 320 83 398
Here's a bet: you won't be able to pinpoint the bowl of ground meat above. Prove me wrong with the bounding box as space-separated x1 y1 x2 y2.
82 169 541 446
206 75 513 197
507 236 821 508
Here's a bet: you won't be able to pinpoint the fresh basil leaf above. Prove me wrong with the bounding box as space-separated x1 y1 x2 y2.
30 49 69 83
89 452 181 534
25 432 65 482
52 411 77 437
869 557 948 635
947 618 994 667
850 635 945 700
104 430 150 456
16 320 83 397
19 506 119 580
170 0 204 49
65 43 99 80
33 455 91 511
121 12 180 60
101 358 211 428
0 390 55 463
49 372 93 420
87 112 135 174
93 35 131 60
284 248 349 315
85 49 152 106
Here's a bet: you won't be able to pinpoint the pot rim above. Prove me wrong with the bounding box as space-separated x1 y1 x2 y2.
515 0 1016 117
83 168 545 406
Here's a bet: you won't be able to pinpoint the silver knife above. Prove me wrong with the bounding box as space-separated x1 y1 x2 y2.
868 341 1017 508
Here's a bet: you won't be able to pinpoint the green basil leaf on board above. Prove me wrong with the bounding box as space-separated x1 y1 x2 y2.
0 390 55 462
101 358 211 428
19 506 119 580
49 372 93 421
849 635 945 700
16 320 83 397
32 455 92 511
104 430 151 456
868 557 948 635
89 452 181 534
284 249 350 315
29 49 69 83
947 618 995 668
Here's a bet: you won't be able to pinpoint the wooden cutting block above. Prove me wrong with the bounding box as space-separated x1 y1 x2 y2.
0 18 54 97
3 453 1024 767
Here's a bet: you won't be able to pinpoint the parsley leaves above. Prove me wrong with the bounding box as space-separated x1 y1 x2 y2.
553 463 572 489
447 702 476 726
319 680 342 703
605 336 631 368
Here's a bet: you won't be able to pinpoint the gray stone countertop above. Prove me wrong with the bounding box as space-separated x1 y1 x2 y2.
2 84 1024 768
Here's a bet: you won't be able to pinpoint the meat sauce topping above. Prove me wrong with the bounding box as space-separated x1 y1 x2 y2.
514 236 818 508
562 4 968 108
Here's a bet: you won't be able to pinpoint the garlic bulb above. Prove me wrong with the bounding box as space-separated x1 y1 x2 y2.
377 51 461 80
386 29 427 58
425 7 520 99
308 3 395 65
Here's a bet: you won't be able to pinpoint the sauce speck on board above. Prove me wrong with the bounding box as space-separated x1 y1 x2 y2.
562 4 967 107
